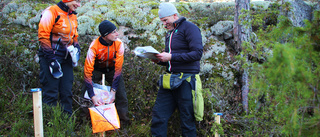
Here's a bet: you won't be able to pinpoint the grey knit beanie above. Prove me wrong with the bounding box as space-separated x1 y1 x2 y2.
158 2 178 19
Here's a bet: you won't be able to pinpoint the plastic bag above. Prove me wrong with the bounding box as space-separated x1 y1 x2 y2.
84 83 112 104
88 103 120 133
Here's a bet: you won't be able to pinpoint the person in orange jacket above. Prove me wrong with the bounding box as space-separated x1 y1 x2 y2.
83 20 130 124
38 0 81 116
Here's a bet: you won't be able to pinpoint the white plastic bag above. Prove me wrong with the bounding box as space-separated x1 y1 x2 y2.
84 83 112 104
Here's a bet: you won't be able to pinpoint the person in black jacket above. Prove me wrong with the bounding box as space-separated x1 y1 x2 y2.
150 2 203 137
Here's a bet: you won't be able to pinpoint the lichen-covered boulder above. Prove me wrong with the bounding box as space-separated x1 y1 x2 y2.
210 21 233 36
280 0 312 27
201 36 235 82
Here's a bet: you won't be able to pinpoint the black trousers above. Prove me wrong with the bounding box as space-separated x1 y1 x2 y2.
39 56 74 115
151 80 196 137
91 69 130 122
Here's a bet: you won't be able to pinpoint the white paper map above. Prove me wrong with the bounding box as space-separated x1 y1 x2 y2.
134 46 160 60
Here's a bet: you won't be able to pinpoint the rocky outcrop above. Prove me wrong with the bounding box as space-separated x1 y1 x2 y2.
280 0 312 27
209 21 234 46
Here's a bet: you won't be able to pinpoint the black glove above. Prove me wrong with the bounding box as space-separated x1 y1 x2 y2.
49 60 63 79
75 43 81 56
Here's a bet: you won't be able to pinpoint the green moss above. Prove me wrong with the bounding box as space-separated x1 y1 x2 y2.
146 15 154 23
18 0 27 3
109 0 125 8
176 3 190 16
9 12 17 18
91 14 103 25
197 17 209 24
147 1 160 9
97 5 108 8
4 0 317 136
35 3 49 11
150 9 158 16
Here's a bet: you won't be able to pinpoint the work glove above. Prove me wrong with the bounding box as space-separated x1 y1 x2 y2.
49 60 63 79
67 45 80 67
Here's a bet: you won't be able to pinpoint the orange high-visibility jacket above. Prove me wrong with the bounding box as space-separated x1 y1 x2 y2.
38 2 79 62
84 37 125 98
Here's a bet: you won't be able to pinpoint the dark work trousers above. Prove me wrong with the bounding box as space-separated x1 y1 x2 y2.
151 80 196 137
39 56 74 115
91 70 130 123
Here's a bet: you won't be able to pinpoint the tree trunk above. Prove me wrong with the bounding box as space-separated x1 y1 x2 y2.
241 69 249 113
234 0 251 53
234 0 251 114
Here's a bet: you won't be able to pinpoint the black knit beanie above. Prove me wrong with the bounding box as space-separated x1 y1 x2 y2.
99 20 116 37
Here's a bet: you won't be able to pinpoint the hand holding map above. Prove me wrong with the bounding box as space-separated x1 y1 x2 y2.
134 46 160 60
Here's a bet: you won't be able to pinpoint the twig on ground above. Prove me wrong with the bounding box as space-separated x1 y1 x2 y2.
7 86 16 103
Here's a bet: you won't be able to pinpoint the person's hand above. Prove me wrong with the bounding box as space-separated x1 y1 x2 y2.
108 88 116 104
155 52 171 62
49 60 63 79
91 96 103 106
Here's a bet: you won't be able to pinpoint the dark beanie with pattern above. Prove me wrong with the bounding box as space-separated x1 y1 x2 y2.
99 20 116 37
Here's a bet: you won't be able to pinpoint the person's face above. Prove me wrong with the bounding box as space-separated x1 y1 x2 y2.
104 29 119 43
66 0 81 12
160 14 178 30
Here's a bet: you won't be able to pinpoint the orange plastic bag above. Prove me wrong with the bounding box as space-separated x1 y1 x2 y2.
88 103 120 133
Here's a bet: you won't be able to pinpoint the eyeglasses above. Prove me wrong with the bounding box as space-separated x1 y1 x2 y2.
111 30 118 34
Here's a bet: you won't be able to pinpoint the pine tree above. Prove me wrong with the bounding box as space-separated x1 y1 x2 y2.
249 11 320 136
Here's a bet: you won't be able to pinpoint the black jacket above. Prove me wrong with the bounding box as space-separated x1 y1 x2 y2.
159 17 203 74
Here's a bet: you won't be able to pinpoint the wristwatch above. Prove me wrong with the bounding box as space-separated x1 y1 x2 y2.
111 88 116 92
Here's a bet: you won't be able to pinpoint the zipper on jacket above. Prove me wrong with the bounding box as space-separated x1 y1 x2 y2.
167 22 181 73
106 46 109 69
65 12 72 59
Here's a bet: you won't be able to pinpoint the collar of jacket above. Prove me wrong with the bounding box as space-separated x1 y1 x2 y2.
99 36 113 46
57 1 77 15
172 17 186 29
